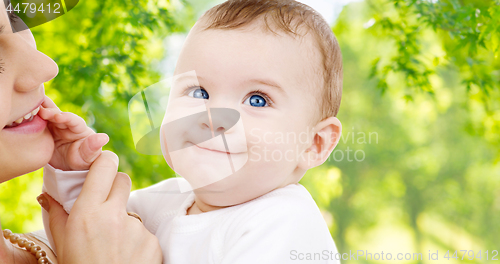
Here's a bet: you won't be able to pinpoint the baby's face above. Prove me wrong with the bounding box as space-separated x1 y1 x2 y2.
161 21 322 206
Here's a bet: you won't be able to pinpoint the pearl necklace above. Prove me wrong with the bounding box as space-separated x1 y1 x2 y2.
2 229 52 264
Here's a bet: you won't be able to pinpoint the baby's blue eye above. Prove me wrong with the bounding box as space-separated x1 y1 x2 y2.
244 95 268 107
188 87 209 99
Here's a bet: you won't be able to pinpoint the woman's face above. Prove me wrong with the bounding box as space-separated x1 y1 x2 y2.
0 3 58 181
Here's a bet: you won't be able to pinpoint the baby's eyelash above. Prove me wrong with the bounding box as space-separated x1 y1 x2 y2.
182 85 274 106
183 83 204 95
246 89 273 107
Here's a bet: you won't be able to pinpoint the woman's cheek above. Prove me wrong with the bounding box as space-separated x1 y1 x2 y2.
0 88 11 129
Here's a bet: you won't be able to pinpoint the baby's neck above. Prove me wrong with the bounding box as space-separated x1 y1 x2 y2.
186 201 202 215
186 198 228 215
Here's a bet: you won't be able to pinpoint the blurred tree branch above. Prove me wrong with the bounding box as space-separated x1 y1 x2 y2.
368 0 500 109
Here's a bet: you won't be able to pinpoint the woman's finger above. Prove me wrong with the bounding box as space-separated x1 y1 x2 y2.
37 193 68 255
106 172 132 209
75 151 119 206
79 133 109 164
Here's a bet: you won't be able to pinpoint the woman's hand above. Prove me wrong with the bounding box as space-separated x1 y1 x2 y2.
39 96 109 171
38 151 163 264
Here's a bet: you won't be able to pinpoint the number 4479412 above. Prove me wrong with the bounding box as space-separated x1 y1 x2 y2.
6 2 61 14
444 250 498 261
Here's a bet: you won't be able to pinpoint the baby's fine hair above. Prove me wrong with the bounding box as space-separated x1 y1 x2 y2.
200 0 343 118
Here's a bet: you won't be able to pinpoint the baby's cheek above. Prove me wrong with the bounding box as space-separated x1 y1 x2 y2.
247 133 296 165
159 128 174 168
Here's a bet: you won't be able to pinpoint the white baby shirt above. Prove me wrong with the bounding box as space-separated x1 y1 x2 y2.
42 165 341 264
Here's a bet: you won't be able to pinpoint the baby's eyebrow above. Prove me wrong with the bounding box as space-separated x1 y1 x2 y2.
175 74 286 95
244 78 286 94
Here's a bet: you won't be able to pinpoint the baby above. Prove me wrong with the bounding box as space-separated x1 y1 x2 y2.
42 0 344 263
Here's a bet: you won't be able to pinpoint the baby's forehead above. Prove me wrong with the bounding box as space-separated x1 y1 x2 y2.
196 16 319 48
191 18 324 84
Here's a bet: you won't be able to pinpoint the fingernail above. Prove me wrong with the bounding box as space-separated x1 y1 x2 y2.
37 194 50 212
100 133 110 145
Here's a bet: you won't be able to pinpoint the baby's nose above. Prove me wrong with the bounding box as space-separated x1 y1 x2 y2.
197 108 240 135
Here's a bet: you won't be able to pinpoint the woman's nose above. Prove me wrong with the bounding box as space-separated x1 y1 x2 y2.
13 35 58 92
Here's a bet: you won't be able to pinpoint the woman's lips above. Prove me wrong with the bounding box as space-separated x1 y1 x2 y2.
2 115 47 134
4 105 41 128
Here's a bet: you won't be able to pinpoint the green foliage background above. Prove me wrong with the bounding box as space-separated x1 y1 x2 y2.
1 0 498 263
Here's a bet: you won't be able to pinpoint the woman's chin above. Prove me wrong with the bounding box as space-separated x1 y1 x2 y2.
21 128 55 173
0 128 54 182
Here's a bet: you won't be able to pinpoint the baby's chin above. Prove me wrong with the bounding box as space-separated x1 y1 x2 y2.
190 173 273 207
170 155 248 190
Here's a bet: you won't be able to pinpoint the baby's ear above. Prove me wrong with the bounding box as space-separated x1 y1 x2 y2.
299 117 342 170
